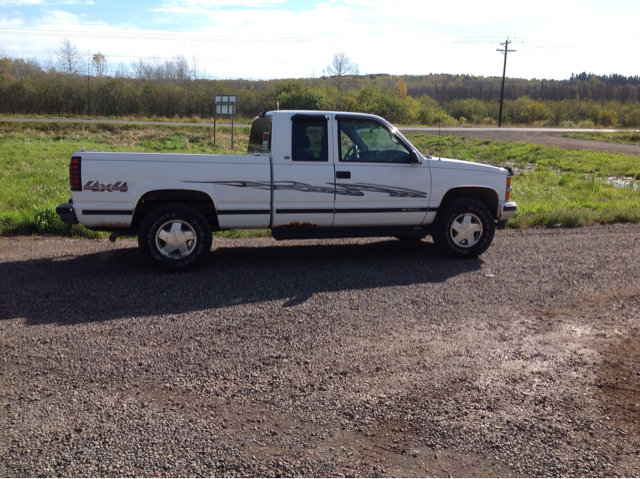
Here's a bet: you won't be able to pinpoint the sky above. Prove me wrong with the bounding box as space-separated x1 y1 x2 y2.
1 0 639 81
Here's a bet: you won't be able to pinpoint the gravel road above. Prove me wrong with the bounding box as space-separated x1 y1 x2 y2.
401 128 640 157
1 226 639 477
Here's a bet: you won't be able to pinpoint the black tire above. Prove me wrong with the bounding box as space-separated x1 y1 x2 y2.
434 198 495 258
395 235 427 242
139 203 212 272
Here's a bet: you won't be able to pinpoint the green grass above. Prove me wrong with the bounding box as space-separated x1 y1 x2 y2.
0 112 252 125
1 123 639 237
408 134 640 178
564 131 640 145
0 121 252 236
406 133 640 228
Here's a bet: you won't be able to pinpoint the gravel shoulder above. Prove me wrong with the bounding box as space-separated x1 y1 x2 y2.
1 226 639 477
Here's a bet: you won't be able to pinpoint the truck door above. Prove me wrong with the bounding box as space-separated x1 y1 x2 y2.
271 114 335 227
332 116 430 227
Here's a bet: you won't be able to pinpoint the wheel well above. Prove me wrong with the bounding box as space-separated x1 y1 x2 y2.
437 187 499 221
132 190 220 230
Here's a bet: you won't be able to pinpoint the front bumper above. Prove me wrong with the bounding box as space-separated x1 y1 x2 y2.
498 201 517 222
496 201 517 229
56 203 79 225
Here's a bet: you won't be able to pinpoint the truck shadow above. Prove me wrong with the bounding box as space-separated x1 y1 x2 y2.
1 240 483 325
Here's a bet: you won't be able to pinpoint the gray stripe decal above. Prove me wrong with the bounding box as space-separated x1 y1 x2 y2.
217 209 270 215
277 208 334 214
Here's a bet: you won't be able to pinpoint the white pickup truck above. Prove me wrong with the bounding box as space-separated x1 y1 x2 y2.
57 111 516 271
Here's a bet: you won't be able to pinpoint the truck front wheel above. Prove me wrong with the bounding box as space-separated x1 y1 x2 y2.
434 198 495 258
139 204 212 272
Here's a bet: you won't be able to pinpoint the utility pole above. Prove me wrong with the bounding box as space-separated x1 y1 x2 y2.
497 37 516 127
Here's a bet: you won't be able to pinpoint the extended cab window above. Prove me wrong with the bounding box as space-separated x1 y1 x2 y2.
291 115 328 162
248 114 272 155
339 118 411 163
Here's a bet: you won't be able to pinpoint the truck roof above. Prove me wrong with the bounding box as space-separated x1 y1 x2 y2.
258 110 391 126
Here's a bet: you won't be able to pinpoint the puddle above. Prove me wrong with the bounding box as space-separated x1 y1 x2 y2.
504 161 538 175
606 177 639 191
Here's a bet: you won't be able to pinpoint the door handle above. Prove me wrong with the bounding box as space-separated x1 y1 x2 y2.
336 171 351 179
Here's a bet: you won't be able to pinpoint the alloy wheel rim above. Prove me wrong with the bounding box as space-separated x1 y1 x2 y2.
450 213 483 248
155 220 197 259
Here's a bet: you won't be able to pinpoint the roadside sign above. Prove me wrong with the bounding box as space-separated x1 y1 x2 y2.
214 95 237 115
213 95 238 148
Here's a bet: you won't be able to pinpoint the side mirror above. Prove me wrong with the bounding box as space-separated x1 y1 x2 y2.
409 150 422 164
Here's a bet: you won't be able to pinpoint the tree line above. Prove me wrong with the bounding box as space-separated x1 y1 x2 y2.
1 43 639 127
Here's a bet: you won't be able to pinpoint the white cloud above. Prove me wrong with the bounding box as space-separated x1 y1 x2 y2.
155 0 285 13
2 0 640 80
1 0 47 5
39 8 80 24
1 0 95 5
343 0 584 26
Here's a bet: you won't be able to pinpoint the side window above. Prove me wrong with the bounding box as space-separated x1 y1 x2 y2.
291 116 328 162
339 118 411 163
248 115 272 155
340 130 355 160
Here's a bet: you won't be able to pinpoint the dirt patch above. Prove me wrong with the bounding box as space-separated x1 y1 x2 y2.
598 334 640 458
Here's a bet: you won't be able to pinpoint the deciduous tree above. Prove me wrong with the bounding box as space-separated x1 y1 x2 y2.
396 78 407 97
92 52 108 77
324 51 358 91
56 38 82 76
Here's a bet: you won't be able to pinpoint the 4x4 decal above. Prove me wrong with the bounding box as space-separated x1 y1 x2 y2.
84 181 128 192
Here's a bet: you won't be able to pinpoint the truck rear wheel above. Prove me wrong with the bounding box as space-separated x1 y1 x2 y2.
139 204 212 272
434 198 494 258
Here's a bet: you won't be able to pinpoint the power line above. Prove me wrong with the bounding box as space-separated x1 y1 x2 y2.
513 37 575 49
0 27 506 46
0 49 491 66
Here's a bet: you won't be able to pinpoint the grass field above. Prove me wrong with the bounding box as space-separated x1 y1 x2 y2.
0 121 255 237
564 131 640 145
1 121 639 237
408 134 640 228
0 112 250 125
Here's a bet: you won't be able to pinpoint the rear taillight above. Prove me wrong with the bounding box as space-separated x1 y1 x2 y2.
505 176 512 201
70 156 82 191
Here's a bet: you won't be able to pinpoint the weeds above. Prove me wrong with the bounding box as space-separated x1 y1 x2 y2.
564 131 640 145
